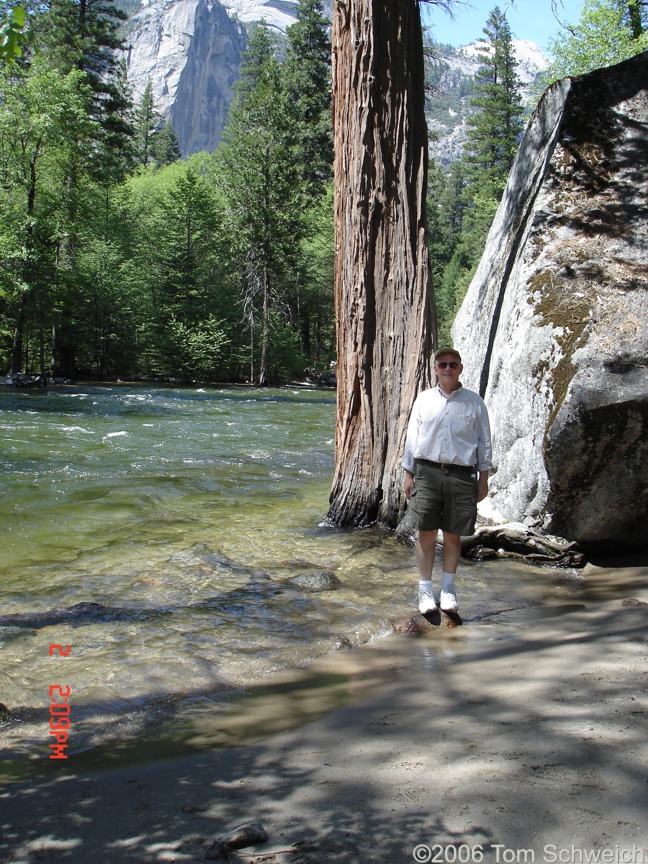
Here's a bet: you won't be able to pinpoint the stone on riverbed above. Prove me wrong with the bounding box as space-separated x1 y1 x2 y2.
289 571 342 592
392 609 462 634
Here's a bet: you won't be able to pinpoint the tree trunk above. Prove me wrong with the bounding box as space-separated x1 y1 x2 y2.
327 0 436 527
10 301 25 375
10 149 40 376
259 262 270 385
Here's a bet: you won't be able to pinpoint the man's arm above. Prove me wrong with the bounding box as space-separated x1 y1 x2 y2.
475 397 493 498
477 470 489 503
402 396 422 489
404 469 415 500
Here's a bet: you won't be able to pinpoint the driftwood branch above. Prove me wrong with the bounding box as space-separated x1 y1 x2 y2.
461 524 587 568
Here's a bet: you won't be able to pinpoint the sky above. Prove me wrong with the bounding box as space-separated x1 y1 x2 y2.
421 0 585 54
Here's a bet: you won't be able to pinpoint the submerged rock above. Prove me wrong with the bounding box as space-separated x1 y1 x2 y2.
0 602 109 629
0 601 182 630
289 571 342 592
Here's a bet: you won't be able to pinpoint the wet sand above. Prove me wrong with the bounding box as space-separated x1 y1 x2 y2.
1 557 647 864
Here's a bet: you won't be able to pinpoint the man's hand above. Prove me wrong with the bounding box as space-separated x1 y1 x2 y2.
477 471 489 503
404 470 414 500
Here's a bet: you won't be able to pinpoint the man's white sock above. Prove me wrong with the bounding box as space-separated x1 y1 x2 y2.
419 579 434 595
441 571 456 594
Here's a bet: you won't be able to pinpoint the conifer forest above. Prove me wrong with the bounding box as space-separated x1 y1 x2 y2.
1 0 645 383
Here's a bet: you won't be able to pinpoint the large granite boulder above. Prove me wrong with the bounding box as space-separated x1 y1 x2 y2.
453 53 648 549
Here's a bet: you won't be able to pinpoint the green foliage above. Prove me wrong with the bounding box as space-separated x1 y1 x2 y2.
0 0 334 383
215 11 333 384
145 314 230 381
540 0 648 86
119 157 234 380
298 183 335 368
284 0 332 192
264 311 307 381
0 3 29 63
0 58 100 373
73 235 139 376
32 0 134 182
151 120 181 167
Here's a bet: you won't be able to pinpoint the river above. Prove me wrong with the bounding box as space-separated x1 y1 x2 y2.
0 384 585 778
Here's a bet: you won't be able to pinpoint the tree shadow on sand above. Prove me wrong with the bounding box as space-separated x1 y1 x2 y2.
1 584 646 864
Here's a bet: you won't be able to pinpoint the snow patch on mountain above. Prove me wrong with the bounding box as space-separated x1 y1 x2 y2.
221 0 300 32
460 38 549 85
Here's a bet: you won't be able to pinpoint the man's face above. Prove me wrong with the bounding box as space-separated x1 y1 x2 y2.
434 353 463 388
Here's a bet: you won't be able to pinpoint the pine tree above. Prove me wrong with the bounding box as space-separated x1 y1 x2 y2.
216 23 302 384
280 0 334 370
435 6 524 345
133 80 160 168
464 6 523 198
33 0 134 180
151 121 181 167
284 0 333 193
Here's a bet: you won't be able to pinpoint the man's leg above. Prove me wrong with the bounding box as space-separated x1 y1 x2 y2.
439 531 461 612
416 529 438 580
416 529 438 613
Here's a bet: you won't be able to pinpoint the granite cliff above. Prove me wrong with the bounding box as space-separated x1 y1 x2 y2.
125 0 246 157
123 0 302 157
453 52 648 549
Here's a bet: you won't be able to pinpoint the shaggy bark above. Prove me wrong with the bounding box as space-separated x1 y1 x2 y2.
327 0 435 527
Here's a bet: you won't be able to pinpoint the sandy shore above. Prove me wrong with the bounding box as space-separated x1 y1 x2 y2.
1 557 647 864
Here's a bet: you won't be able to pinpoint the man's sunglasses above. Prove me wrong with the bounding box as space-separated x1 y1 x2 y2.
436 361 459 369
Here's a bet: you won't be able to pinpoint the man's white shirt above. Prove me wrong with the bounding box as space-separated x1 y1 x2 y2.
402 384 493 474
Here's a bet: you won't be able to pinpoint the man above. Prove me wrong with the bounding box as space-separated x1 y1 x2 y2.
402 348 492 614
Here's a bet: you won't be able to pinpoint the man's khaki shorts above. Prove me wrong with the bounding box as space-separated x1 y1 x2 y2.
409 459 478 536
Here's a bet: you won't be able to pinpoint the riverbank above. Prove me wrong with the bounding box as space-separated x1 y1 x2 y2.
1 556 646 864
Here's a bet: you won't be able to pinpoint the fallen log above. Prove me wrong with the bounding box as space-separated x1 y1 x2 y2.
461 523 587 568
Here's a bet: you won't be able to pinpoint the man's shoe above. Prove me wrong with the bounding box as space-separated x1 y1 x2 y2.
439 590 458 613
418 588 437 614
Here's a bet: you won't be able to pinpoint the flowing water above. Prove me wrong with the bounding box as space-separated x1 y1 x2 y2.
0 384 584 778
